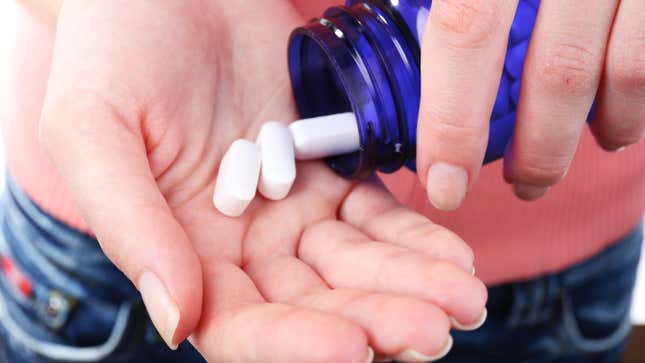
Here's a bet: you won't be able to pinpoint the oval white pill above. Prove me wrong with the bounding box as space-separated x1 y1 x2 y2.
213 140 261 217
289 112 360 160
257 122 296 201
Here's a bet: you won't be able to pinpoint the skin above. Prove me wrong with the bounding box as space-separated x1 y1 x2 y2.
36 1 485 362
417 0 645 210
26 0 643 361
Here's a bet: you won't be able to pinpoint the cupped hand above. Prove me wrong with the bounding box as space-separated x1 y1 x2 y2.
39 1 486 362
417 0 644 209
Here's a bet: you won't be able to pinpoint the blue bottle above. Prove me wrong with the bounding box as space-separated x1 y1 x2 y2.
288 0 540 178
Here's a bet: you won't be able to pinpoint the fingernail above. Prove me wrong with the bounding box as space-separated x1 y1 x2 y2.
471 266 476 276
138 271 180 350
450 309 487 331
394 336 453 362
614 146 626 153
364 347 375 363
426 163 468 211
514 183 548 200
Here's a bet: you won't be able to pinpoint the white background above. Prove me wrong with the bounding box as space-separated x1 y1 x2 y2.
0 1 643 324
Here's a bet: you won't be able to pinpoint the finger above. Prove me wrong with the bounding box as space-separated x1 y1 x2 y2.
245 255 453 361
298 220 487 327
192 260 373 363
505 0 619 199
418 0 519 211
40 92 202 348
590 0 645 150
240 161 354 262
340 179 474 273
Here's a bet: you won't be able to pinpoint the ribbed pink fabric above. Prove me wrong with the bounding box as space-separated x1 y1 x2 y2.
381 132 645 284
2 3 644 285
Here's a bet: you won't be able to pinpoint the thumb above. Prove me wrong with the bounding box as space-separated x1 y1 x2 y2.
39 92 202 349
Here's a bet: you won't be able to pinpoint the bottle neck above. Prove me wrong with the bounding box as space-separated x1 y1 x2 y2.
288 1 423 178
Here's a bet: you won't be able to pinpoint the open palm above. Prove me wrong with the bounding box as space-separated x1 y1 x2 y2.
40 1 486 362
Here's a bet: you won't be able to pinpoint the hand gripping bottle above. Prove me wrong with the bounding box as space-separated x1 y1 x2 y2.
288 0 541 178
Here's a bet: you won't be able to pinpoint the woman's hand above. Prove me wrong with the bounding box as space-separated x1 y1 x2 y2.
39 1 486 362
416 0 644 210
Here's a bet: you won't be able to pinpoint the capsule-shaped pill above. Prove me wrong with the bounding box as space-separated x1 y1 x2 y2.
257 122 296 200
213 140 261 217
289 112 360 160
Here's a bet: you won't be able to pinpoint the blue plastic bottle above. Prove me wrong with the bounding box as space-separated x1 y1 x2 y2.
288 0 540 178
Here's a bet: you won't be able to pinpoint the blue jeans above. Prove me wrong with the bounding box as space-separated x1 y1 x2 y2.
438 224 643 363
0 174 641 363
0 175 205 363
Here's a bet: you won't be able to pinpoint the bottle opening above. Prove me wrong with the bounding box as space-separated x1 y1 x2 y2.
289 25 365 178
291 32 352 118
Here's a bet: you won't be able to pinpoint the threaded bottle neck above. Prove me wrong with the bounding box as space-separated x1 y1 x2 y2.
288 1 422 178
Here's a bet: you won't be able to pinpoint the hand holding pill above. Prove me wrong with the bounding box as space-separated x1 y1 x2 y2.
213 113 359 217
39 1 489 361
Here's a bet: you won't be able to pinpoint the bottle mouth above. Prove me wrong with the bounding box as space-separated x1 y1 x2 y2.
289 4 421 179
288 18 370 178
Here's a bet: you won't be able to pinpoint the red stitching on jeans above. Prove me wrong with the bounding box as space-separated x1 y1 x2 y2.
1 256 33 298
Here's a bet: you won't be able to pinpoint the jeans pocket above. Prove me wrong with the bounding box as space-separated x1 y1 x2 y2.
558 241 641 354
0 283 138 363
560 291 633 354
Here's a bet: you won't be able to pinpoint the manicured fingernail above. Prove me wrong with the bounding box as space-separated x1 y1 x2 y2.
514 183 548 200
364 347 375 363
426 163 468 211
394 336 453 362
450 309 487 331
138 271 180 350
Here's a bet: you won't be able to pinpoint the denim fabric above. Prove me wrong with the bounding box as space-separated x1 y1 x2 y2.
438 224 643 363
0 174 206 363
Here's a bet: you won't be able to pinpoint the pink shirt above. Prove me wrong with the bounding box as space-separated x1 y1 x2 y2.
2 3 643 285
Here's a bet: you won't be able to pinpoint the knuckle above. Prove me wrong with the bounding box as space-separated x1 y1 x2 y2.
534 42 600 96
422 103 487 161
432 0 503 50
515 155 570 185
425 103 484 140
513 143 574 185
